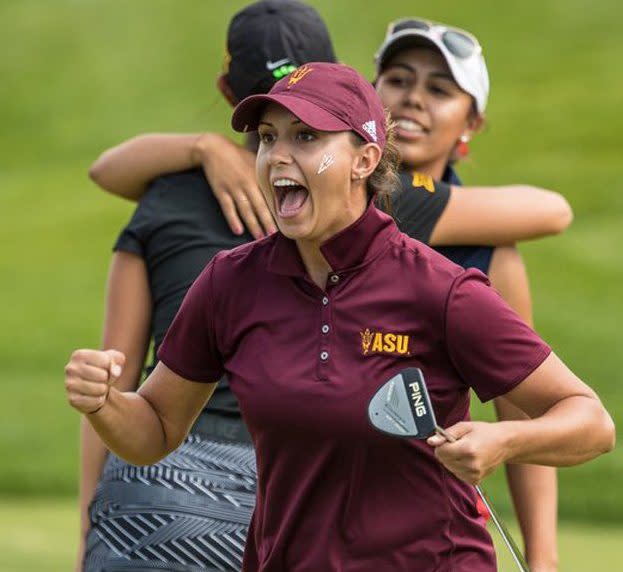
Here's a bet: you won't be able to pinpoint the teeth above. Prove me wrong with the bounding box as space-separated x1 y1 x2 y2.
396 119 425 133
273 178 301 187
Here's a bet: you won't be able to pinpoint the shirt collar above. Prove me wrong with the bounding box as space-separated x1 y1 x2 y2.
442 164 462 186
267 202 397 277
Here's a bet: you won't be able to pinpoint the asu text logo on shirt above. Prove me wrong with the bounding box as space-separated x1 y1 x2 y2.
360 328 411 357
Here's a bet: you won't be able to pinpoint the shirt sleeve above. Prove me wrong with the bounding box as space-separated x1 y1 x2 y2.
157 255 224 383
113 217 144 256
112 181 164 256
389 171 451 244
445 269 551 402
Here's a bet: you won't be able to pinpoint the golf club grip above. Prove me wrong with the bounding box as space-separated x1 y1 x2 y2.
434 426 529 571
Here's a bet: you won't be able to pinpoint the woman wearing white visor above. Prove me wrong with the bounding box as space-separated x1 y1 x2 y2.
374 18 558 572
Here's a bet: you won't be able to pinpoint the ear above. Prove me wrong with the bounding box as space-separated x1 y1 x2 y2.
461 113 485 142
351 143 382 181
216 74 238 107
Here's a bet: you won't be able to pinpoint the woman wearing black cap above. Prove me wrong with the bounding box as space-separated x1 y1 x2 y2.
73 2 337 571
65 61 614 572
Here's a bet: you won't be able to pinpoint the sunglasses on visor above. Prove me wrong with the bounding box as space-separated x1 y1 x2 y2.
387 18 482 59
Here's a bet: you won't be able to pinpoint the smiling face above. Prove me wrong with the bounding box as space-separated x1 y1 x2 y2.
256 104 377 246
375 47 481 179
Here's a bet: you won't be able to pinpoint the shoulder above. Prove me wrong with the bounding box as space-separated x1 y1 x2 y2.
390 231 467 282
210 233 277 277
381 231 476 313
137 169 250 242
142 168 211 203
388 170 452 243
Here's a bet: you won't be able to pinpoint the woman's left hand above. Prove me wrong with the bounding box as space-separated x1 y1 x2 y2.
426 421 511 485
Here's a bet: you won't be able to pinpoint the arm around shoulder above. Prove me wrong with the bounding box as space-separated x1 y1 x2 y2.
429 184 573 246
89 133 205 200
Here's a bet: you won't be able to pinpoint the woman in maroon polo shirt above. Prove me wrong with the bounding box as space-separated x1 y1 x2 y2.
64 62 614 572
87 16 569 568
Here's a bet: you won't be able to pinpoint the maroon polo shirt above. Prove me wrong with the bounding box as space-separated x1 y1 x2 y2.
158 204 551 572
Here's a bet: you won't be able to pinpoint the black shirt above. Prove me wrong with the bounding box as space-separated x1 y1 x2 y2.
114 168 452 418
390 169 451 243
114 169 251 415
435 166 494 274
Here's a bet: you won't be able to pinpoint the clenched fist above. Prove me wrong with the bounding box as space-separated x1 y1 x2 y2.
64 349 126 414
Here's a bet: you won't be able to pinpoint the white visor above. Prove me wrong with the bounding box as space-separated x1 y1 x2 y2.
375 25 489 114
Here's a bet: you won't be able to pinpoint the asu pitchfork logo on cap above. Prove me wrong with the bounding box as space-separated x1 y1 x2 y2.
287 64 314 89
360 328 411 357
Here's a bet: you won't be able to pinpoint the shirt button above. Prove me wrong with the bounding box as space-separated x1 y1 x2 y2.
329 274 340 284
322 296 329 306
320 351 329 361
321 324 330 334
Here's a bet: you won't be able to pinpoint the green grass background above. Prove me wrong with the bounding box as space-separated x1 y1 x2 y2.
1 0 621 568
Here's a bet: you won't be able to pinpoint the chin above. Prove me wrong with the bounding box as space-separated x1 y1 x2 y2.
276 219 313 241
399 149 438 172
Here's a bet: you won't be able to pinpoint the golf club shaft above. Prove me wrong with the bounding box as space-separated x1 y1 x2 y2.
474 485 529 572
434 425 529 572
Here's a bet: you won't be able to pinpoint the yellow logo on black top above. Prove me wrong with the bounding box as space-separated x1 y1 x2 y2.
411 172 435 193
287 65 313 89
360 328 411 356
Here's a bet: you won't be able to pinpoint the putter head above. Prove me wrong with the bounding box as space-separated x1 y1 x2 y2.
368 368 437 438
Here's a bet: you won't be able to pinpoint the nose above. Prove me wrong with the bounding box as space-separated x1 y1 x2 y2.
403 81 425 110
267 136 294 166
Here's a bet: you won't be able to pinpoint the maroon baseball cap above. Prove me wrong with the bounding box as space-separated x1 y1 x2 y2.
231 62 386 149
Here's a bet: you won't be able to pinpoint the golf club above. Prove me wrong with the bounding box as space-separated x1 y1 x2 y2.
368 367 529 572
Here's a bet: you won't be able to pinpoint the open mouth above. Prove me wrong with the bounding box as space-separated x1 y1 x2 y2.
273 178 310 218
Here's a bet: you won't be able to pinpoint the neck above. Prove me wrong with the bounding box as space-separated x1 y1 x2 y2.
408 155 449 181
296 240 333 289
293 184 368 289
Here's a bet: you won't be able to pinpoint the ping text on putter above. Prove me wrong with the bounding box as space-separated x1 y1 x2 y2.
367 367 439 439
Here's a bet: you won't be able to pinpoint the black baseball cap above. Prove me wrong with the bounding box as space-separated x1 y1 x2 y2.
224 0 337 102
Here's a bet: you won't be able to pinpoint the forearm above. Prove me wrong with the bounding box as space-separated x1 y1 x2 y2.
505 463 558 569
432 185 573 246
89 133 204 200
78 419 109 537
86 387 171 465
507 185 573 238
494 396 558 569
502 395 615 466
75 419 110 570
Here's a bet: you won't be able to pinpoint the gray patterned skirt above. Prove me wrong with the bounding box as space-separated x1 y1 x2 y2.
84 417 256 572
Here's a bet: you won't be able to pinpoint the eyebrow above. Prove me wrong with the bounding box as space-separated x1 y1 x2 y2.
258 119 303 127
384 63 454 82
